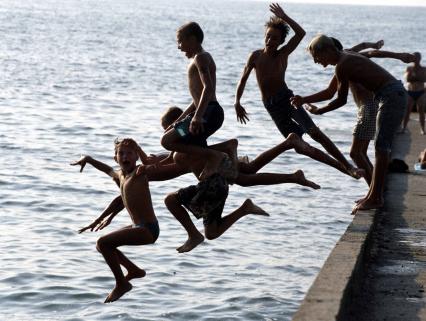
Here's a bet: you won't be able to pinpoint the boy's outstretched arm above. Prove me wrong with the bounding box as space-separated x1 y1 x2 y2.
307 67 349 115
270 3 305 55
291 76 338 107
78 196 124 233
348 40 384 52
234 52 256 124
361 50 416 64
70 155 118 179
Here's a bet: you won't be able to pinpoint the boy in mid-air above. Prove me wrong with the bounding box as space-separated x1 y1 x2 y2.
161 22 225 180
234 3 363 179
71 139 160 303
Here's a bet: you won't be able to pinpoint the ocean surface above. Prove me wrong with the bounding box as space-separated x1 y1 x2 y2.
0 0 425 320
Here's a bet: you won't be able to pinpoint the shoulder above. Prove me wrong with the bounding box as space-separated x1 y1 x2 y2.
247 50 262 66
194 51 213 65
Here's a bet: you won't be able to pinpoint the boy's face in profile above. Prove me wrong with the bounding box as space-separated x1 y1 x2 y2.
311 50 329 68
264 27 283 52
177 34 195 59
115 145 139 173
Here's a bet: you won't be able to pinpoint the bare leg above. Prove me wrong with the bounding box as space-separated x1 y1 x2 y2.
401 97 414 132
418 98 425 135
308 127 364 179
164 193 204 253
161 129 224 179
115 250 146 282
96 227 154 303
235 170 320 190
352 150 389 214
350 137 373 185
204 199 269 240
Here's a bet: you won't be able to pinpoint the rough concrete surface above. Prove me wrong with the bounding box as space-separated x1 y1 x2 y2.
293 117 426 321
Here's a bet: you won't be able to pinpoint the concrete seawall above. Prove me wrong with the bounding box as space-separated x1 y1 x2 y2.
292 119 426 321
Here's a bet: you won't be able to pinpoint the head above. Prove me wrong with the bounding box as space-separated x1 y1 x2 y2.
413 52 422 65
330 37 343 51
161 106 183 130
114 138 139 173
308 34 340 67
176 22 204 58
264 17 290 52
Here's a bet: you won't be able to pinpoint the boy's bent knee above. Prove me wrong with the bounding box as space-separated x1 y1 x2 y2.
96 237 107 253
164 192 179 208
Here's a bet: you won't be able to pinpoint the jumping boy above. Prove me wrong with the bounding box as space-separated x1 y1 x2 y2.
303 34 408 213
291 39 415 185
71 139 160 303
234 3 363 179
161 21 225 180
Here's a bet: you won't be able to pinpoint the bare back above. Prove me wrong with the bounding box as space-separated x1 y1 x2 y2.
338 51 396 93
188 51 217 105
252 49 288 99
119 168 156 224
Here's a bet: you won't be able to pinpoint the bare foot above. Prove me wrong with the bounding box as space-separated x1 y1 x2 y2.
351 198 383 214
397 127 406 134
283 133 302 150
177 233 205 253
421 129 425 135
199 152 226 181
125 268 146 282
241 199 270 216
347 166 365 180
294 170 321 190
104 281 132 303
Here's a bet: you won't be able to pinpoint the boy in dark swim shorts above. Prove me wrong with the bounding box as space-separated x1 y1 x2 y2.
161 21 225 180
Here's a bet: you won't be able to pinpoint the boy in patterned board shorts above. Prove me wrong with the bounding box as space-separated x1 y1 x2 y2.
293 39 414 185
298 34 408 213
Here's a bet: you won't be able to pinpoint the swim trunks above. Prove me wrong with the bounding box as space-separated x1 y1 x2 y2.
407 89 425 103
374 80 407 152
176 173 229 226
173 101 224 147
263 87 317 138
133 220 160 242
353 98 378 141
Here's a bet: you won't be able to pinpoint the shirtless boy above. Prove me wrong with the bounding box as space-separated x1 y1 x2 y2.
163 143 319 253
292 39 414 185
71 139 160 303
234 3 363 179
302 34 408 213
402 52 426 134
161 22 225 179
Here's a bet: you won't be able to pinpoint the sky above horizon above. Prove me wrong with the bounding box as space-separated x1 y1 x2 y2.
261 0 426 6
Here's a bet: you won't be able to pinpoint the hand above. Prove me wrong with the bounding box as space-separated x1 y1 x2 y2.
234 102 250 124
305 103 320 115
94 216 113 231
401 53 416 64
189 116 204 135
78 219 101 233
146 154 161 165
290 95 304 108
374 40 384 49
269 3 287 19
70 155 91 172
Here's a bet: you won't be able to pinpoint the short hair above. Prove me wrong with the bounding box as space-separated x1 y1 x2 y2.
114 138 139 155
161 106 183 129
308 34 337 55
265 16 290 43
330 37 343 51
177 22 204 44
414 52 422 62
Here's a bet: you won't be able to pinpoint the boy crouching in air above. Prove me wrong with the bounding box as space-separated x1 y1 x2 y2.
71 138 159 303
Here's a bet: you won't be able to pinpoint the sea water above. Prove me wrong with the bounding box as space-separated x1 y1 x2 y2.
0 0 425 320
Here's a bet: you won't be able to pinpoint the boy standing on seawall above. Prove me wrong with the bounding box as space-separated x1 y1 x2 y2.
71 139 160 303
301 34 407 213
234 3 363 179
161 21 225 180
